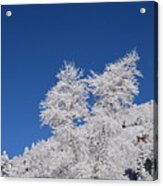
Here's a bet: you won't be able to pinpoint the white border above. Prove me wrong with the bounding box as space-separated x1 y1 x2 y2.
0 0 162 186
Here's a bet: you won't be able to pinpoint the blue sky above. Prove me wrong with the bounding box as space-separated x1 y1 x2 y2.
1 2 157 158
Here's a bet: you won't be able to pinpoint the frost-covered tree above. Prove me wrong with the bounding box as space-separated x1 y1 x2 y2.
1 51 158 180
38 62 90 178
1 151 11 177
40 62 89 130
86 50 142 115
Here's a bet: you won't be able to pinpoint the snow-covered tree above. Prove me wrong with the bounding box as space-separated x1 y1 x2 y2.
1 151 11 177
40 62 89 130
86 50 142 115
1 51 158 180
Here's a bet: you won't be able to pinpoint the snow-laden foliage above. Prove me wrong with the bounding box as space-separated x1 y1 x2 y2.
40 62 89 129
86 50 142 115
1 51 158 180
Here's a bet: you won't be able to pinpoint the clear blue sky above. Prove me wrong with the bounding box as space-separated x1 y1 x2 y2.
1 2 157 158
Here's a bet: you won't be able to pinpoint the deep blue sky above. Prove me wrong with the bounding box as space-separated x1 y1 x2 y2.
2 2 157 158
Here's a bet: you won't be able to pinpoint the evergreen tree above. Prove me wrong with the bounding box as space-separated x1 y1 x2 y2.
86 50 142 115
40 62 89 130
